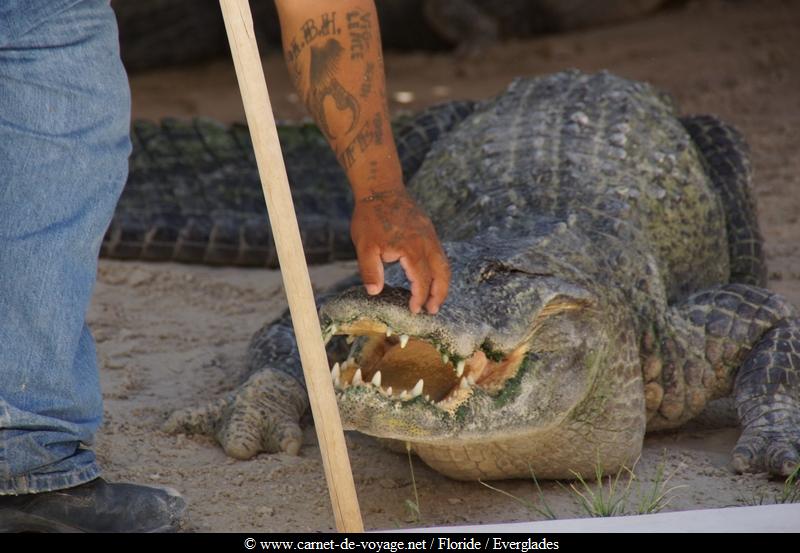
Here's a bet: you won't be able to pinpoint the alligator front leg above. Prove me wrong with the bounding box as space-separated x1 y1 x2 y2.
163 367 307 458
163 314 309 458
162 273 362 459
653 283 800 477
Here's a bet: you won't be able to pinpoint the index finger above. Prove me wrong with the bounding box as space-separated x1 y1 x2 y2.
399 255 431 315
356 243 385 296
424 251 451 314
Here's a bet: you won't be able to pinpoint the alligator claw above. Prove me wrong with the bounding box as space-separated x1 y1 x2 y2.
163 368 308 459
732 427 800 477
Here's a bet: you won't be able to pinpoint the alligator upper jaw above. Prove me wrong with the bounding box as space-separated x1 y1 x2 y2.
326 319 528 412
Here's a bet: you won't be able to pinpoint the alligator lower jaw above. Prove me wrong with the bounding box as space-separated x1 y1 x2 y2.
327 319 527 412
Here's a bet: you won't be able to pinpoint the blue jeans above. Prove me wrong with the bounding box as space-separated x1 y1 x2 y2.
0 0 131 494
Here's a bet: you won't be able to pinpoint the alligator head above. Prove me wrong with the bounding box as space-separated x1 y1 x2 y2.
320 221 646 480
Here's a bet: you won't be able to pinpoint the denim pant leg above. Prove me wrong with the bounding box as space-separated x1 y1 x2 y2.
0 0 131 494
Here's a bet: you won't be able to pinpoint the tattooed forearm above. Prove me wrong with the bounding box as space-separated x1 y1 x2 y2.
338 112 384 170
346 9 372 61
277 1 401 186
277 2 449 311
307 39 361 139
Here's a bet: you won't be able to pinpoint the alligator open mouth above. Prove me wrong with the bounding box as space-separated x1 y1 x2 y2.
326 319 528 412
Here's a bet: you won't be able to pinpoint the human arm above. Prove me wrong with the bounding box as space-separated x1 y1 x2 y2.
273 0 450 314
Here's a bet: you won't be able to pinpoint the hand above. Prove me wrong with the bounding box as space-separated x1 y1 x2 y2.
350 188 450 314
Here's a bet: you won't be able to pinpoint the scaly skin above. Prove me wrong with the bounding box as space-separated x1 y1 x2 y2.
106 117 353 266
680 115 766 286
166 71 800 480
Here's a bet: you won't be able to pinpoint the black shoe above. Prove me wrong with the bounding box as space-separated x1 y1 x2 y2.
0 478 187 533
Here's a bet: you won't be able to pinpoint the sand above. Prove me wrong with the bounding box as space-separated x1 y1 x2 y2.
91 0 799 531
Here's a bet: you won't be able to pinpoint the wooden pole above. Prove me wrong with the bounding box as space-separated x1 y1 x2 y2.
218 0 364 533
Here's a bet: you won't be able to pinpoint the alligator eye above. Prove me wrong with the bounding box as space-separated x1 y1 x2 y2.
478 261 551 283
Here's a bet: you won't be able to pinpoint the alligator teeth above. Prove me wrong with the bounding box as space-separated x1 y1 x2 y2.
345 335 355 344
441 353 449 365
467 374 476 386
370 371 382 387
352 368 363 386
399 390 410 401
332 363 342 389
456 359 465 377
385 328 393 337
324 324 338 344
385 386 393 397
399 334 409 349
459 377 470 390
425 394 430 401
411 379 424 398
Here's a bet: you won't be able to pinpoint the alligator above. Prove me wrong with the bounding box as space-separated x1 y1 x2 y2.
160 70 800 481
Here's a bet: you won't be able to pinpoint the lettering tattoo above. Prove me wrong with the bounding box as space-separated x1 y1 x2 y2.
367 160 378 183
377 54 386 101
346 9 372 61
371 112 383 146
360 62 374 99
338 112 384 170
285 12 340 64
307 39 360 139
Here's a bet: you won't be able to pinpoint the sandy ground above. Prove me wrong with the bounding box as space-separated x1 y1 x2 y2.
91 0 800 531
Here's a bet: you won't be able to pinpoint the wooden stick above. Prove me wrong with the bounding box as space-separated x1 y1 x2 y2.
218 0 364 533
